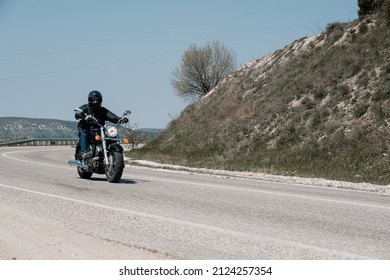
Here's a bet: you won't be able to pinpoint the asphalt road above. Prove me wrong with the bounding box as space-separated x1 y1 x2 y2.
0 146 389 260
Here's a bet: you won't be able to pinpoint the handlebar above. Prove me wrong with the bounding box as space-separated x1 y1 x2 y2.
74 108 130 127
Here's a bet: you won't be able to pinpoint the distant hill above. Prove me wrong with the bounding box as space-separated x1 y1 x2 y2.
0 117 162 141
0 117 78 140
136 128 165 139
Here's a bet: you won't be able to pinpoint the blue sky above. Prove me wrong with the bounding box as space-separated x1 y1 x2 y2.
0 0 358 129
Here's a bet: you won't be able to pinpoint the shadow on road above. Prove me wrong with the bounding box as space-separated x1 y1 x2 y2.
76 177 138 184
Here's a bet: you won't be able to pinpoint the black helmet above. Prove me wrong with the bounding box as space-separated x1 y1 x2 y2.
88 90 103 108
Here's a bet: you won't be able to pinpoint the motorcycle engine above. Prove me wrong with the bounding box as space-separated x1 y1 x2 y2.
95 145 103 155
91 157 100 169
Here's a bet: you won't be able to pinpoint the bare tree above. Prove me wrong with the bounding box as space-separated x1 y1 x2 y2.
122 123 150 149
171 41 237 101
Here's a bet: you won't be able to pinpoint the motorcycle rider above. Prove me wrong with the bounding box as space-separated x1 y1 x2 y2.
75 90 128 162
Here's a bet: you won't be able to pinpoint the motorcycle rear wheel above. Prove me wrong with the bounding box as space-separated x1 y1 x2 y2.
75 146 93 179
77 166 93 179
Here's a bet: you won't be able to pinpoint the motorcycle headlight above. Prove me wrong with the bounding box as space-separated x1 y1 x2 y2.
106 126 118 137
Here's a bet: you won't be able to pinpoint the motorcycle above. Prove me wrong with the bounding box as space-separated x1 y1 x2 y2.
68 108 131 183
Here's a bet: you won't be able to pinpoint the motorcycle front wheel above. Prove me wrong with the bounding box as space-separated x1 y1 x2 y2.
105 150 124 183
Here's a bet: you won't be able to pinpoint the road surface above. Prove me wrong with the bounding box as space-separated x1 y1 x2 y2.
0 146 389 259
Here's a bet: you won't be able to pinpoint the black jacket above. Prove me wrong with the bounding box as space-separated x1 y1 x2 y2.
75 104 121 131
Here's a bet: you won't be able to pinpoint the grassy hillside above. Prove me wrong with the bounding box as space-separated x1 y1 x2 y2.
129 14 390 185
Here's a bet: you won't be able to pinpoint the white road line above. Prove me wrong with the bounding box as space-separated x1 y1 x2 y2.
2 148 73 170
2 149 390 210
0 182 375 260
133 175 390 210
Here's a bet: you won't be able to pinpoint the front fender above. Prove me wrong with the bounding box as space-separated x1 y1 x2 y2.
108 143 123 153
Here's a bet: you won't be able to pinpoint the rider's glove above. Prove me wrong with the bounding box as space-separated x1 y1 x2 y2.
120 117 129 124
85 115 93 123
75 112 86 119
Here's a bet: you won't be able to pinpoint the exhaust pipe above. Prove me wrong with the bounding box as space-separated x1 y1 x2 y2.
68 159 81 166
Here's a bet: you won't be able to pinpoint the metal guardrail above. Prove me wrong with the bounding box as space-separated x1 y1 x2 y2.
0 138 79 147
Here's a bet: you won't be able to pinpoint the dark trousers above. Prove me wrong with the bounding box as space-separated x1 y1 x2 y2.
80 129 89 153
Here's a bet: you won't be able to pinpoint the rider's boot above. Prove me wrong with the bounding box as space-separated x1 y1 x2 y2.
81 151 92 164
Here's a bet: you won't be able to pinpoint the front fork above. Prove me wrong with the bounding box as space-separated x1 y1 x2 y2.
100 127 110 166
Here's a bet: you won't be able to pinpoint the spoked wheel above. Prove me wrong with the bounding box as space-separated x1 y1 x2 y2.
105 150 124 183
77 166 93 179
76 147 93 179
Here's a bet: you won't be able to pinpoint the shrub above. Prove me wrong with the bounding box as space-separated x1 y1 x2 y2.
353 103 369 118
358 0 384 17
